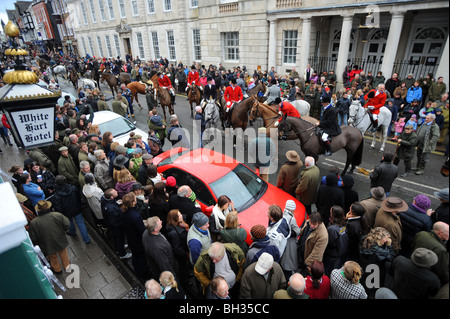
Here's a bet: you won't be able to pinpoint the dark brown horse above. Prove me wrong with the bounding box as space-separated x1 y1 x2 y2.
278 116 364 175
188 84 202 118
69 67 79 89
156 87 174 122
249 100 280 135
100 72 131 97
248 81 267 102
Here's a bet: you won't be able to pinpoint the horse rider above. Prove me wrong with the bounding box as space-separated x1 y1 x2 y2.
141 67 152 84
224 78 244 127
157 71 176 105
264 78 281 105
186 65 201 96
316 96 341 156
200 76 220 111
274 97 301 127
364 83 387 132
237 73 248 98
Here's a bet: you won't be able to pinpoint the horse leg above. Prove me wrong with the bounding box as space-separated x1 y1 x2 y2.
380 126 388 153
371 131 377 149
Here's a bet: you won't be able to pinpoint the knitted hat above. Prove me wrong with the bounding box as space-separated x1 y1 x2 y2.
250 224 266 239
413 195 431 212
434 188 449 201
285 200 296 212
192 212 209 228
166 176 176 187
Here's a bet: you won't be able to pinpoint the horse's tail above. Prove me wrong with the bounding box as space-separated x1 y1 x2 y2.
352 138 364 167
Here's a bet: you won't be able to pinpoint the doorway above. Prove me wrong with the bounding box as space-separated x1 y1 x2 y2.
123 37 132 57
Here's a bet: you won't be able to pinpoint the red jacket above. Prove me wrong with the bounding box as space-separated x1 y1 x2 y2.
187 71 200 86
224 85 243 105
364 89 387 115
280 101 300 118
158 75 173 89
2 114 11 129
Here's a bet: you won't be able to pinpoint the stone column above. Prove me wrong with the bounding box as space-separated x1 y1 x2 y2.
336 15 353 90
299 16 312 76
380 11 406 78
267 17 277 71
435 35 449 89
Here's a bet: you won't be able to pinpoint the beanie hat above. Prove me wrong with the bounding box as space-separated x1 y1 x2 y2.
166 176 176 187
412 194 431 213
192 212 209 228
285 200 296 212
250 224 266 239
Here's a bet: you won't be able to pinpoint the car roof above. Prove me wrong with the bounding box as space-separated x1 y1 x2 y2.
92 110 123 124
169 148 239 184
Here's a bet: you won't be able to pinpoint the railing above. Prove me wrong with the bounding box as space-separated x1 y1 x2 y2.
219 2 239 13
308 56 440 80
276 0 302 8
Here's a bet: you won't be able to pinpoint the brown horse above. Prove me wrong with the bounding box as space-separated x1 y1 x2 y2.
249 100 280 134
188 85 202 118
248 81 267 102
156 87 174 122
100 72 131 97
127 81 148 109
69 67 79 89
278 116 364 175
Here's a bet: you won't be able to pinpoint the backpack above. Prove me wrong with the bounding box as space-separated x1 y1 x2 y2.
148 138 162 156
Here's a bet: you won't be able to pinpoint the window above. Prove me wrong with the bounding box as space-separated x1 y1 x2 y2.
192 29 201 61
88 36 95 55
151 31 160 59
81 37 87 55
97 36 104 57
107 0 115 19
136 32 145 58
131 0 139 16
81 1 88 25
282 30 297 64
167 30 176 60
105 35 113 57
147 0 155 14
98 0 106 21
222 32 239 61
114 34 121 56
118 0 126 18
190 0 198 8
88 0 97 23
163 0 172 12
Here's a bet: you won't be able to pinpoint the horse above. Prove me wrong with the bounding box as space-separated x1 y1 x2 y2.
204 99 220 130
69 67 79 89
47 65 67 83
290 99 311 117
100 72 119 97
348 100 391 152
249 100 281 135
36 57 50 73
127 81 149 109
188 84 202 118
278 116 364 176
79 77 98 91
248 81 267 102
85 68 101 89
156 87 174 122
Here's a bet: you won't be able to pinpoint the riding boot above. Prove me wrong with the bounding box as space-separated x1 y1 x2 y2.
323 140 332 156
7 136 13 146
171 94 176 105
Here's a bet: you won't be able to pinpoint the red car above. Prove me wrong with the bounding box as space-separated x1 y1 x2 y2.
155 148 306 244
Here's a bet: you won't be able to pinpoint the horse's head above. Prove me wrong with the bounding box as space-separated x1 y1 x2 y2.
277 114 291 140
348 100 361 125
249 98 260 121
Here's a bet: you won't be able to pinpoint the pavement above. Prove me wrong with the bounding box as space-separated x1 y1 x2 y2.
0 140 145 300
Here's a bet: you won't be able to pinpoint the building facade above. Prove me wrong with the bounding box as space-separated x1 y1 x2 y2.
69 0 449 87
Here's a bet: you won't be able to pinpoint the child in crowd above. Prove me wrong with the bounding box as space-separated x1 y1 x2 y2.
405 114 417 131
392 117 406 141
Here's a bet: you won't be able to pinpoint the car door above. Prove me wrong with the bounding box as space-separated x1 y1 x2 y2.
161 167 217 213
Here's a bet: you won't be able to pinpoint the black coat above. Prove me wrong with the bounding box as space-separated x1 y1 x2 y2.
400 204 433 256
369 161 398 193
319 105 341 136
204 84 217 100
166 224 189 261
100 195 124 228
51 184 81 218
122 207 146 254
169 195 202 226
315 175 345 226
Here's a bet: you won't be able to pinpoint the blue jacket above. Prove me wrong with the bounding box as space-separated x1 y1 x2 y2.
406 86 422 104
23 183 45 207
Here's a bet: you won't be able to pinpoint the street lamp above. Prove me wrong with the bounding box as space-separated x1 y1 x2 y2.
0 21 60 150
357 12 379 42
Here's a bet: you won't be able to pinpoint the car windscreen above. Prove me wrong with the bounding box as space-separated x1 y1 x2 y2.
209 164 267 212
97 117 135 138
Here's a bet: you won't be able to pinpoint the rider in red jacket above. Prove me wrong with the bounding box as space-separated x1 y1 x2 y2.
273 98 301 127
186 65 201 95
223 78 243 127
157 71 176 105
364 83 387 131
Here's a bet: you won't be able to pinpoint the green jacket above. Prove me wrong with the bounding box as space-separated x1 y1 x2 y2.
412 230 449 285
28 210 70 256
97 100 110 111
397 131 417 160
416 122 440 153
194 243 245 293
112 99 128 117
58 154 79 186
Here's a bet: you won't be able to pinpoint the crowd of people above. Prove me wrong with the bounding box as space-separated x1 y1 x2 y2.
0 51 449 300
